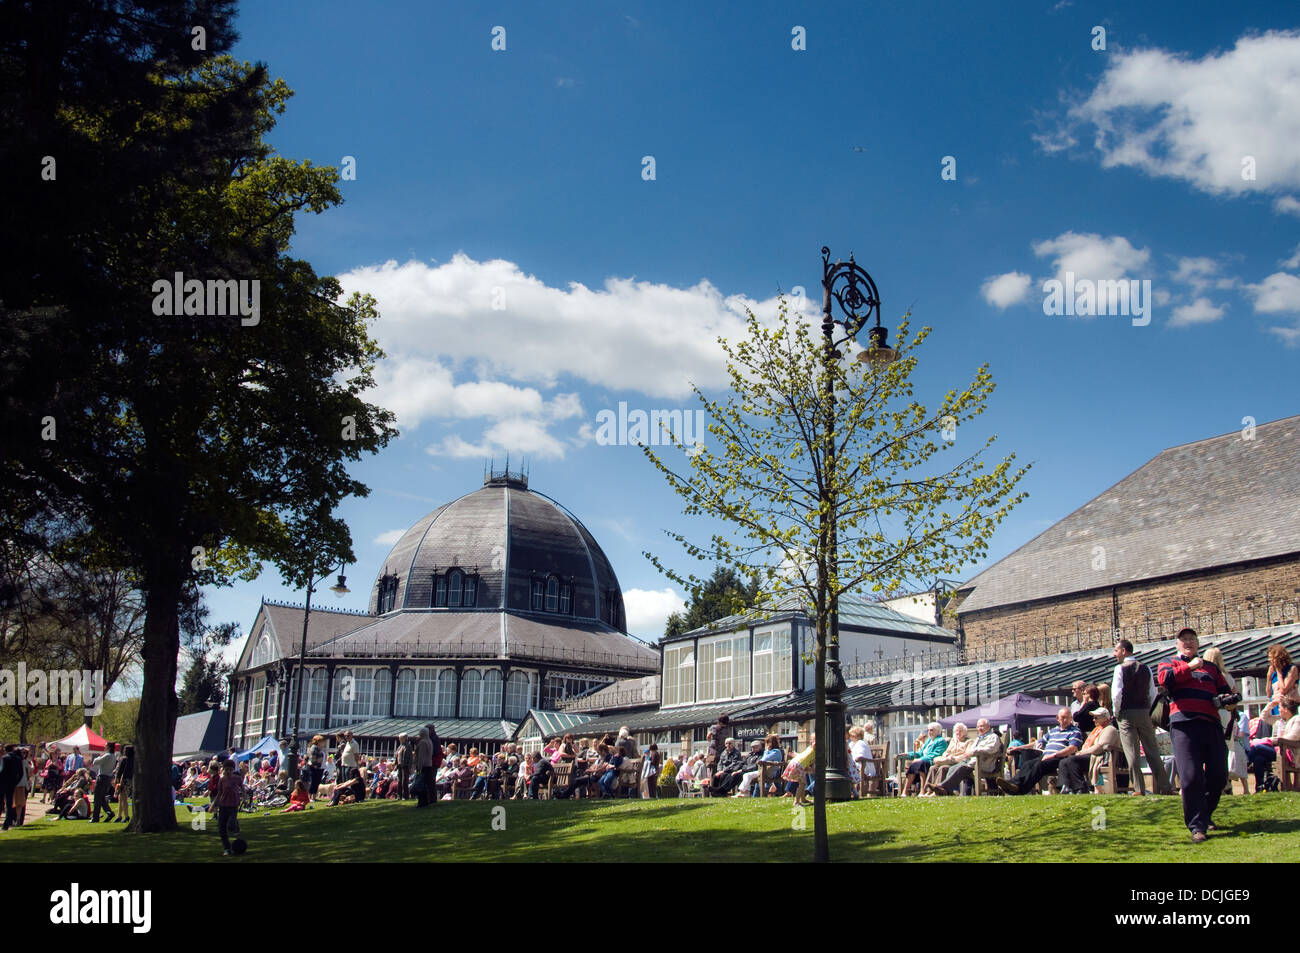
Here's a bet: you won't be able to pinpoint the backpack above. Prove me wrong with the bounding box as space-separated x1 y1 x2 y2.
1150 684 1172 731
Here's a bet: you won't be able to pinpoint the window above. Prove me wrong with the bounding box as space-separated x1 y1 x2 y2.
306 669 327 730
559 580 571 614
773 630 793 693
460 670 482 718
448 569 463 607
250 676 265 728
434 575 447 607
482 670 503 718
531 578 545 611
754 631 774 695
251 631 274 667
332 668 353 722
545 576 558 612
373 669 393 718
395 669 416 717
463 574 476 607
697 640 716 702
231 681 244 747
415 669 437 716
436 670 457 718
505 671 530 720
352 668 373 718
434 568 477 608
663 644 695 707
377 574 399 613
733 634 751 698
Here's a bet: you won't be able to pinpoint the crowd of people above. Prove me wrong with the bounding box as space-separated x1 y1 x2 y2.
2 632 1295 853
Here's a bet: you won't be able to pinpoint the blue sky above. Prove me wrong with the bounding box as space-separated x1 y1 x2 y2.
198 0 1300 667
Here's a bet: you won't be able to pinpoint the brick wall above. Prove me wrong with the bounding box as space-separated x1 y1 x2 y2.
952 553 1300 661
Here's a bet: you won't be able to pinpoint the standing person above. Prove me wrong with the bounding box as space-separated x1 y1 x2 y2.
1112 639 1171 796
0 745 23 829
394 733 413 800
114 745 134 824
40 748 63 804
215 759 244 857
332 734 348 784
1158 628 1234 844
414 728 434 807
340 731 360 784
12 748 34 826
64 747 84 775
90 743 117 823
1265 645 1299 721
306 735 325 795
641 744 662 798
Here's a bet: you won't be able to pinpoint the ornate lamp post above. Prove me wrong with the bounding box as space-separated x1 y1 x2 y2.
284 563 350 784
818 245 898 801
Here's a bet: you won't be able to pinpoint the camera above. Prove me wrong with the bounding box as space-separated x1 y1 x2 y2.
1213 692 1241 709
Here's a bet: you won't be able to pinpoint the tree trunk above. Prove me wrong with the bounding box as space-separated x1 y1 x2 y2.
128 575 182 833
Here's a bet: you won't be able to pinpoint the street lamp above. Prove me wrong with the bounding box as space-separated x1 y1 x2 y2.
819 245 898 801
285 564 350 784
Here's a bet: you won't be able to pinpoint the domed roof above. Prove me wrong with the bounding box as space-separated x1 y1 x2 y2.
368 470 627 631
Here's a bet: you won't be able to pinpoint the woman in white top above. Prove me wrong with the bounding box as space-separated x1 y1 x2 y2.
848 726 876 777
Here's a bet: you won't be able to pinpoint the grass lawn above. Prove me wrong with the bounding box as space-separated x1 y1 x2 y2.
3 793 1297 863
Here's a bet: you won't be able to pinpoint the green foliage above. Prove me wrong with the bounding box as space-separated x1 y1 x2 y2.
644 300 1029 636
663 565 761 639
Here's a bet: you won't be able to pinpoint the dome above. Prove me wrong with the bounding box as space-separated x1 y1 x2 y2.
368 469 627 631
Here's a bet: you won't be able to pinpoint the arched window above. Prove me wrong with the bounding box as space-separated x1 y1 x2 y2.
433 574 447 607
559 580 572 614
505 671 530 720
436 670 457 718
448 569 463 608
482 670 503 718
332 667 353 721
531 578 545 611
545 576 559 612
251 631 274 667
395 669 416 717
462 574 476 607
373 668 393 718
460 670 482 719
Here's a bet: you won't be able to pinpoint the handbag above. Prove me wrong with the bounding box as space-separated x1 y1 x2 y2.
409 771 427 796
1150 685 1171 731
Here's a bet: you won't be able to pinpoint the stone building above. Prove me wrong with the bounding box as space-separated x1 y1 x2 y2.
949 415 1300 660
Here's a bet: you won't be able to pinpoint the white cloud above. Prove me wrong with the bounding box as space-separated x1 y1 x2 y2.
981 272 1032 309
622 587 686 639
1275 195 1300 217
373 529 406 547
1269 326 1300 346
1247 272 1300 313
1067 30 1300 195
1282 243 1300 271
1169 297 1225 327
1172 257 1218 292
1032 231 1151 282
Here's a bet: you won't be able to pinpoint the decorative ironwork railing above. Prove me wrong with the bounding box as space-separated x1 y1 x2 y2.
302 638 659 672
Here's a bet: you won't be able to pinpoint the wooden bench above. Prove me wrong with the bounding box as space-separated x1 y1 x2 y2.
1279 738 1300 792
617 758 642 798
757 759 786 797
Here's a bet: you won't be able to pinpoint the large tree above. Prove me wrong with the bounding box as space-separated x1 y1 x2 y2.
644 299 1028 862
0 2 396 830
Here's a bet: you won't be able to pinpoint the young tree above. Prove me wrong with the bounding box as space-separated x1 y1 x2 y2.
644 298 1028 862
0 5 396 830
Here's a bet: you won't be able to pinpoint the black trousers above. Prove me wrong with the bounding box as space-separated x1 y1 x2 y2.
1008 753 1062 794
307 765 323 796
92 778 115 820
0 782 14 829
1055 754 1094 793
1171 719 1226 834
711 770 745 796
416 767 435 807
218 806 238 851
398 766 410 799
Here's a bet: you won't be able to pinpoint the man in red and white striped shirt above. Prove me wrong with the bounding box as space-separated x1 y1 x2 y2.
1157 628 1232 843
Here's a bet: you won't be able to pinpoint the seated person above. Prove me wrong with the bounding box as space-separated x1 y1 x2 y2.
849 726 876 781
996 709 1084 795
469 755 494 799
1056 707 1120 793
710 739 748 796
526 752 554 799
899 724 948 796
330 769 369 806
554 745 611 799
733 738 778 798
282 780 311 812
62 789 91 820
924 723 972 792
930 719 1003 796
598 747 625 798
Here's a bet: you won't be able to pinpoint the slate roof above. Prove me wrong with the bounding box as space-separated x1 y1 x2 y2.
238 601 374 669
172 709 229 761
369 476 626 629
672 592 956 644
516 710 597 739
320 716 519 742
563 701 746 738
305 609 658 674
957 415 1300 614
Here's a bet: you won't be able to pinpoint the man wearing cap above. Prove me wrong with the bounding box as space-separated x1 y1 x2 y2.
1158 628 1233 843
1055 708 1120 793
